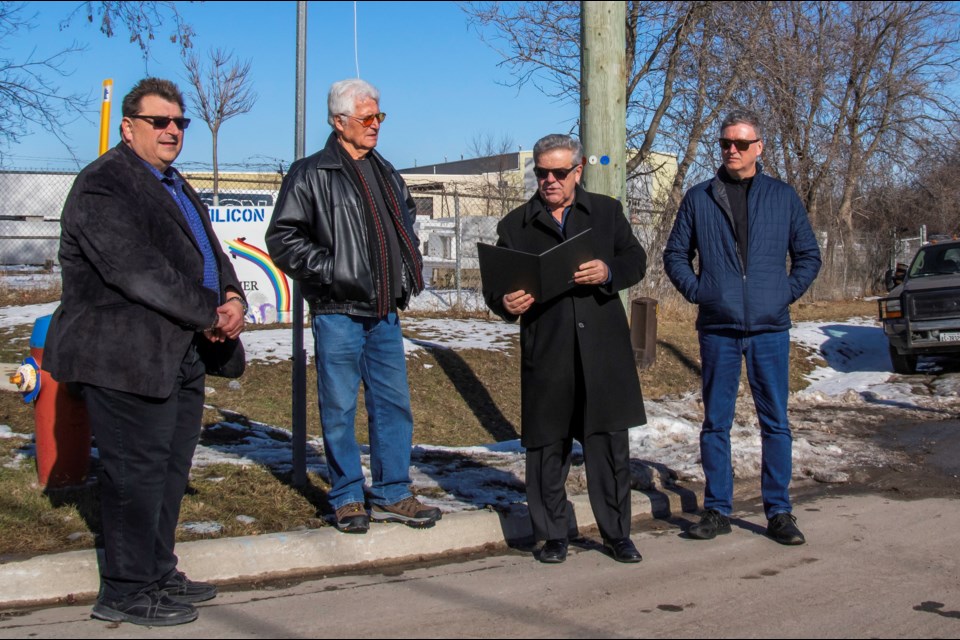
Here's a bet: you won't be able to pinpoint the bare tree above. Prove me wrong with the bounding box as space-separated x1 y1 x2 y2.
831 2 959 238
0 2 88 162
743 1 960 295
465 0 960 299
0 1 195 163
60 1 194 56
464 2 756 210
467 131 523 214
183 48 258 205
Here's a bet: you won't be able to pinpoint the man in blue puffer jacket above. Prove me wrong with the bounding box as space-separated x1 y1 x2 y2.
663 109 821 545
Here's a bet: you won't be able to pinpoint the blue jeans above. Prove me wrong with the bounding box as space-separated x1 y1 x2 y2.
312 313 414 509
699 329 792 519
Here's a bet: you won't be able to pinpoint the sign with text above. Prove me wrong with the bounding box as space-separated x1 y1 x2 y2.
208 205 292 324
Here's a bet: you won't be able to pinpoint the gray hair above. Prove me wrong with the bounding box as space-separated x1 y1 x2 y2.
327 78 380 128
720 109 763 140
533 134 584 165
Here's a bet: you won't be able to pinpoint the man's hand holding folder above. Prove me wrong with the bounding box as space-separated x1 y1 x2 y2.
477 228 600 311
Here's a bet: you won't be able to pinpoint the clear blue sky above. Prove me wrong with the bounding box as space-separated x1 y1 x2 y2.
4 1 579 172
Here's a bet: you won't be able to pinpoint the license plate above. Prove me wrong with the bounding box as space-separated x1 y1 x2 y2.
940 332 960 342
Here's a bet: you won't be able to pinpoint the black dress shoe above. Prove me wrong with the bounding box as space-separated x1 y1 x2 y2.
160 571 218 603
539 539 568 564
767 512 806 546
604 537 642 563
92 589 198 627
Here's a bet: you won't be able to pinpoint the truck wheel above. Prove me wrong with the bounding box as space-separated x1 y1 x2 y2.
889 345 917 374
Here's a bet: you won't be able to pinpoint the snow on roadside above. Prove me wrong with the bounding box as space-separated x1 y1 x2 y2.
0 302 59 331
240 316 518 364
3 304 957 514
792 317 904 399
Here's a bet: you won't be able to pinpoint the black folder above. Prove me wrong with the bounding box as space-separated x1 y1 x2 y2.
477 228 594 302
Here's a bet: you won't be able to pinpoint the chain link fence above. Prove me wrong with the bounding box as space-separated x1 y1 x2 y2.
0 169 288 266
413 184 922 306
0 168 928 305
0 171 76 266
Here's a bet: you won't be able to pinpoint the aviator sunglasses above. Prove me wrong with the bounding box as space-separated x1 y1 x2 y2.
128 115 192 130
718 138 760 152
533 165 580 181
341 112 387 127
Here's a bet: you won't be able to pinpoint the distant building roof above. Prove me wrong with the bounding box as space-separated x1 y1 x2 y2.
400 152 521 175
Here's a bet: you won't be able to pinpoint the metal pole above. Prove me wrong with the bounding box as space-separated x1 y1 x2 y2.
292 1 308 488
454 186 462 309
580 1 628 310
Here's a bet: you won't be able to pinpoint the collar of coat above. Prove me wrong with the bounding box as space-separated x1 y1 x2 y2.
709 161 768 221
311 131 398 175
523 184 594 227
711 161 766 192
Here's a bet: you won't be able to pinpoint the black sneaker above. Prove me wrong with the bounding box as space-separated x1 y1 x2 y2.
687 509 732 540
160 571 218 603
767 512 806 545
92 589 198 627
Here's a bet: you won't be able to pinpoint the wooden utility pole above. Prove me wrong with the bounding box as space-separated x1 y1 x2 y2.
580 1 626 204
581 1 628 310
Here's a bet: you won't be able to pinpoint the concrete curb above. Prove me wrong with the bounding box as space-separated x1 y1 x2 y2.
0 490 688 608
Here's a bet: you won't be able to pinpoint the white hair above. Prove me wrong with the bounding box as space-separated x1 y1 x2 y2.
327 78 380 128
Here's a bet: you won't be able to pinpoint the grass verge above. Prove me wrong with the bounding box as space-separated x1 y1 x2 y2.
0 298 876 558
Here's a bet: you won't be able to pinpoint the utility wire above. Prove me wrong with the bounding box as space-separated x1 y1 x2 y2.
354 1 360 77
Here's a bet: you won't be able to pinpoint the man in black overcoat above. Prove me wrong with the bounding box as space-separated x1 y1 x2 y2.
484 134 647 564
44 78 245 626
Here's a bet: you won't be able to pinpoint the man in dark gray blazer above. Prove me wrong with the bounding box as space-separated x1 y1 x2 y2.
44 78 245 627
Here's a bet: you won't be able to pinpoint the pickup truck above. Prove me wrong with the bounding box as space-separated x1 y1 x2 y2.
878 239 960 374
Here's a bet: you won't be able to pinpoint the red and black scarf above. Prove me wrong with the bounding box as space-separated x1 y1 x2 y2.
338 144 424 317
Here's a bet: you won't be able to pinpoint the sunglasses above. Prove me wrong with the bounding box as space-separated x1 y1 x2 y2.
129 115 191 130
533 165 580 181
718 138 759 151
342 112 387 127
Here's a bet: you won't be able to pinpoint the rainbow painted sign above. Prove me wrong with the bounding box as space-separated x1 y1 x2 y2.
209 206 294 323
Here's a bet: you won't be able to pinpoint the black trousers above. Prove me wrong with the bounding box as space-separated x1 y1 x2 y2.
82 344 205 602
525 429 632 542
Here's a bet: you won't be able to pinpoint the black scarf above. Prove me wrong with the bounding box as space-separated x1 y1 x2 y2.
337 144 424 317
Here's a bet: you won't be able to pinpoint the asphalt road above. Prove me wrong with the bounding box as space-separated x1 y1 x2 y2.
4 409 960 639
2 489 959 639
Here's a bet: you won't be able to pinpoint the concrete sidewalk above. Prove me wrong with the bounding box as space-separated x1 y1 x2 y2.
0 490 689 609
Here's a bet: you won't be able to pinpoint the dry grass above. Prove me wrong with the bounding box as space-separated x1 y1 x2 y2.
0 298 876 557
177 466 333 540
0 282 61 308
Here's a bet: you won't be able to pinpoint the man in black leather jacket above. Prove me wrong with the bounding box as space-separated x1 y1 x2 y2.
266 79 440 533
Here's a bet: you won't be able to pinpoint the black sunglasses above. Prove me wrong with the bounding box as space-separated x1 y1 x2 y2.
533 165 579 181
129 115 192 130
718 138 759 151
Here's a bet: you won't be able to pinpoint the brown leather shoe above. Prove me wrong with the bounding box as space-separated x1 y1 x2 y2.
371 496 442 528
335 502 369 533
